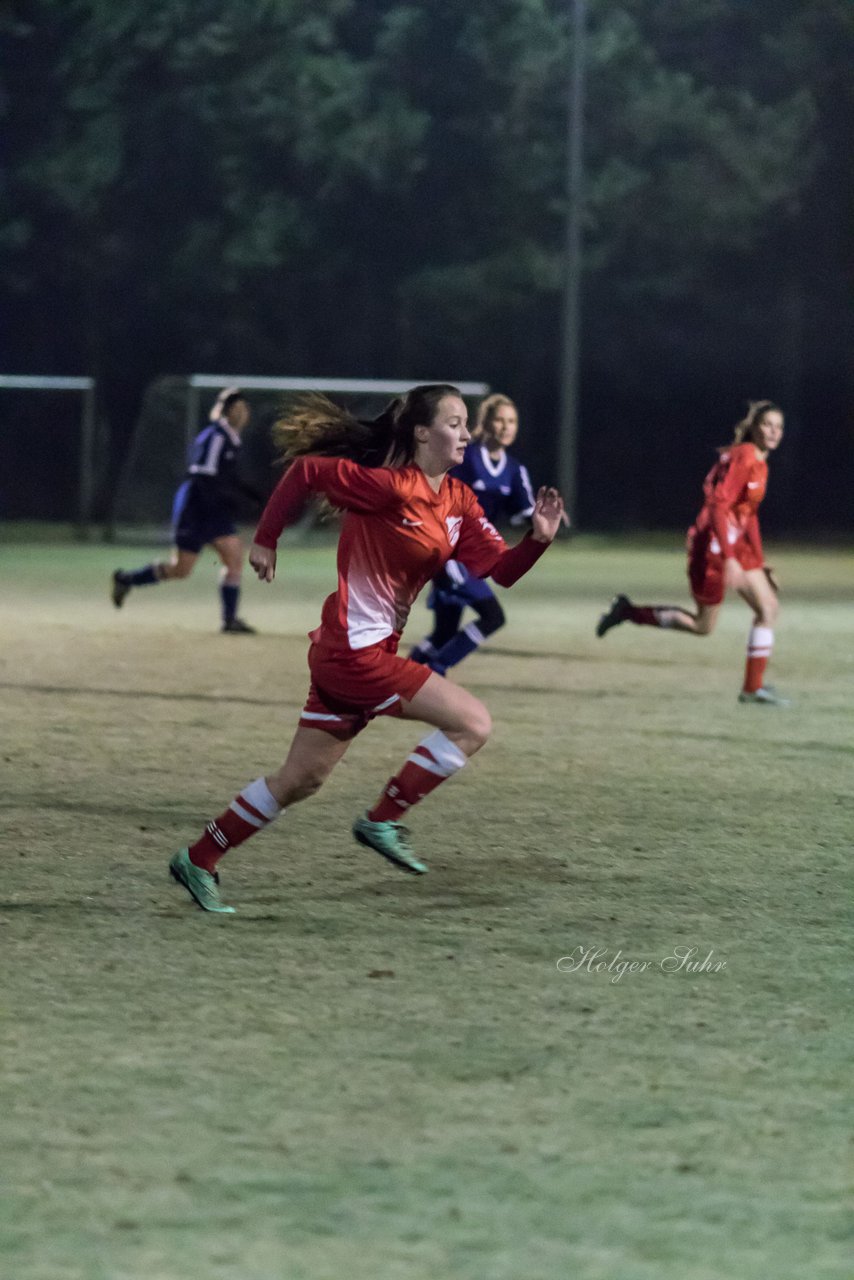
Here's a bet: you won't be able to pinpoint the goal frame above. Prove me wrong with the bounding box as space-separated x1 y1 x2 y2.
0 374 97 536
184 375 491 451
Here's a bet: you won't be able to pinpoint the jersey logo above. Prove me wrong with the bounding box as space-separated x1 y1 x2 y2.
747 482 759 489
445 516 463 547
479 516 502 541
401 517 424 527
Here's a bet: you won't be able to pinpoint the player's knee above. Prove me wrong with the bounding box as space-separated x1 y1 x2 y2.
692 607 717 635
476 597 505 637
169 560 193 580
464 704 492 751
761 597 779 627
281 768 329 804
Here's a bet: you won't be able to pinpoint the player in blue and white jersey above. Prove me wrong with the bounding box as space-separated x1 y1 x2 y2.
411 394 536 674
112 388 260 632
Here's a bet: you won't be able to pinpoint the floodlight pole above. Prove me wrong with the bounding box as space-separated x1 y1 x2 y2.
558 0 586 523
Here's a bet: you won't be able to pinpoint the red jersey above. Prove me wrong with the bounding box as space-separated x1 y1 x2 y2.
254 456 546 652
692 442 767 564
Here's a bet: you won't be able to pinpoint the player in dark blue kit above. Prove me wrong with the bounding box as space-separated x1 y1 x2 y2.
411 394 536 674
111 388 259 633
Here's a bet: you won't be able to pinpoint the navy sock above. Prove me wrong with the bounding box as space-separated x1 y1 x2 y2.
431 623 485 672
124 564 160 587
221 582 239 624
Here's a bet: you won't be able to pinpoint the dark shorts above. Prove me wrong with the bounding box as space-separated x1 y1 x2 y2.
171 482 237 553
299 637 433 740
428 560 496 611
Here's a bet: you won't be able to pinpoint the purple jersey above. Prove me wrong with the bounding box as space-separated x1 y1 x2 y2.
451 442 535 526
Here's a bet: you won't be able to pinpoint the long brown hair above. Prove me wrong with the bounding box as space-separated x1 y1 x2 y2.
732 400 782 446
274 384 461 469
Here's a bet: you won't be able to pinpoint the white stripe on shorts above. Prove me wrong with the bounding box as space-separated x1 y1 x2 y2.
372 693 400 712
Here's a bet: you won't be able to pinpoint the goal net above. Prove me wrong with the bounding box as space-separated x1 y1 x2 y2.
0 376 99 534
109 374 490 542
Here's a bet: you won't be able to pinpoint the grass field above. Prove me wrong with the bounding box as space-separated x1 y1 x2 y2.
1 534 851 1280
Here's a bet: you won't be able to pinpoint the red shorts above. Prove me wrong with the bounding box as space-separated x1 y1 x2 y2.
686 527 763 607
299 636 433 740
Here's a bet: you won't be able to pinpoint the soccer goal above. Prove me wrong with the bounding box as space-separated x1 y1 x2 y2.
108 374 490 543
0 375 99 536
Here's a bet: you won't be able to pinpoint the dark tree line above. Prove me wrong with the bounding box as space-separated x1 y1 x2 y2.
3 0 852 529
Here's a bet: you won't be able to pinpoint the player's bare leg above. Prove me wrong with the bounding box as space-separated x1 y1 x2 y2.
354 674 492 874
597 594 720 636
265 727 355 806
112 548 198 606
732 565 787 704
171 727 353 912
157 548 199 581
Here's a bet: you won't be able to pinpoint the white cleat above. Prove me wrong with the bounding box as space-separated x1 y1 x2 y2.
738 686 791 707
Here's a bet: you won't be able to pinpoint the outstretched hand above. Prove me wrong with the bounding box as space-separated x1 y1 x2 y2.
249 542 277 582
531 486 569 543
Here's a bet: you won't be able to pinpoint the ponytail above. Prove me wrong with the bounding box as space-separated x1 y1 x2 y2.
274 384 461 469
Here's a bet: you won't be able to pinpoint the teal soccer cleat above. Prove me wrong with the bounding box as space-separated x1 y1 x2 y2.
352 814 428 874
169 848 236 913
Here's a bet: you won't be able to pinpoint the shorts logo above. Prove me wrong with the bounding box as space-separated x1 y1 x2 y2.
445 516 463 547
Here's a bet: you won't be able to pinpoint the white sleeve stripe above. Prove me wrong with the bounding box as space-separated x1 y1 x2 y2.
519 464 536 508
509 507 534 526
189 432 226 476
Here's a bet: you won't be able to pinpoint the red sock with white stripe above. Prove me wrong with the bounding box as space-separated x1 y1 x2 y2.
627 604 662 626
188 777 282 873
743 625 773 694
368 730 468 822
627 604 695 628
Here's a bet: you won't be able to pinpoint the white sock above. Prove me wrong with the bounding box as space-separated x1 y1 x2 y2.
747 625 774 660
408 729 468 777
229 776 283 829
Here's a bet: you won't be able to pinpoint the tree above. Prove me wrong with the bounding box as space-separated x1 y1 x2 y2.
2 0 849 527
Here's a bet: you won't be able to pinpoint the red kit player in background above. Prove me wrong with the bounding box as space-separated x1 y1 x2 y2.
596 401 788 705
169 385 567 912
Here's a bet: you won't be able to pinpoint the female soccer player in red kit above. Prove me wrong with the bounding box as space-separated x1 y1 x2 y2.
169 385 566 912
596 401 787 704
